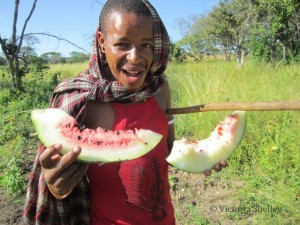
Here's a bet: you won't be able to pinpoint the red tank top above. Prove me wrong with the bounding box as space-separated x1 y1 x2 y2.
87 97 175 225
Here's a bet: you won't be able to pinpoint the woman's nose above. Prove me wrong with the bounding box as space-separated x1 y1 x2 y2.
127 47 142 63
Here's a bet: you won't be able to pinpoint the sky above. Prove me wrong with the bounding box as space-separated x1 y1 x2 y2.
0 0 217 56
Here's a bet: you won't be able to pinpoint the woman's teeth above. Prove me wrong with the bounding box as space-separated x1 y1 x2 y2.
124 70 140 77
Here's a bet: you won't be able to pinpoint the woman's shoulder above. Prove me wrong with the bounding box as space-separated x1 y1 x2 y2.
153 79 171 113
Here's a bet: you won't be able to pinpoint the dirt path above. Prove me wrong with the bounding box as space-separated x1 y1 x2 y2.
0 167 245 225
0 188 24 225
169 167 247 225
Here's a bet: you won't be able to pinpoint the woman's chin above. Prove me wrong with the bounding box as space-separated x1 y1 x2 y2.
122 74 146 91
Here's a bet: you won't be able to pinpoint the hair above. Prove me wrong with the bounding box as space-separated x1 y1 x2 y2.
99 0 152 33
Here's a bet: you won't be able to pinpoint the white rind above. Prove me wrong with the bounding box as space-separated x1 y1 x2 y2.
166 111 247 173
31 108 163 163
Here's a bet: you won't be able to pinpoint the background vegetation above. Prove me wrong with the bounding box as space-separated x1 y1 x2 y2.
173 0 300 66
166 60 299 224
1 0 300 90
0 0 299 224
0 59 299 224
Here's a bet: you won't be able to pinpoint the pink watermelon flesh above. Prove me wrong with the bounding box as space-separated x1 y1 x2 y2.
166 111 246 173
31 108 163 163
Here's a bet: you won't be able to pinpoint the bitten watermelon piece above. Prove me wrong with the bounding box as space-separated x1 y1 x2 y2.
31 108 163 163
166 111 246 173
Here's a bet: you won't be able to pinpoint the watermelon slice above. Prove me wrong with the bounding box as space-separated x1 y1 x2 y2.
166 111 246 173
31 108 163 163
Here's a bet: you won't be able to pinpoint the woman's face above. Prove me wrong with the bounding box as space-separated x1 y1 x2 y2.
98 12 154 91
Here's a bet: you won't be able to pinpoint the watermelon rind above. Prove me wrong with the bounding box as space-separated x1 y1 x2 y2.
31 108 163 163
166 111 247 173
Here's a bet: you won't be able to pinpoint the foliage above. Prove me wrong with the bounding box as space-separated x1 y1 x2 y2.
248 0 300 63
46 61 87 79
0 62 59 196
0 0 38 89
193 0 251 61
40 52 66 64
1 61 299 224
167 61 300 224
0 56 6 66
0 0 92 90
68 51 90 63
175 0 300 66
0 136 27 196
25 51 89 65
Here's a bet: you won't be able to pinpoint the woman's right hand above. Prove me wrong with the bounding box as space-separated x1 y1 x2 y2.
39 144 89 196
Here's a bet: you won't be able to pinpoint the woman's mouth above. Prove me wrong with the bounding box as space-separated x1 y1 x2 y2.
122 69 142 77
120 68 146 90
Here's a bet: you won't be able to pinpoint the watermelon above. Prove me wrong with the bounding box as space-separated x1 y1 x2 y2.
166 111 246 173
31 108 163 163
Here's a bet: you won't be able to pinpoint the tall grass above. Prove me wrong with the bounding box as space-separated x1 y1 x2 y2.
166 60 300 224
45 61 299 224
47 62 87 79
0 60 299 223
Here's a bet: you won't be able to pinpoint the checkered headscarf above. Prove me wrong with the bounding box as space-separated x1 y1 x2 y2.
50 0 170 124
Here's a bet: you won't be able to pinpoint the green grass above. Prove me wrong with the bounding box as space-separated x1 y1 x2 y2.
166 60 300 224
0 60 299 223
46 62 87 79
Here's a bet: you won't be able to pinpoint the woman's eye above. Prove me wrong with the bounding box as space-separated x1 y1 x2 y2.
143 43 153 48
115 43 128 48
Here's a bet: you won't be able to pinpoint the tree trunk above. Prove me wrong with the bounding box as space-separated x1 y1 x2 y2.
240 49 245 66
6 58 16 89
223 43 231 61
269 40 277 65
236 47 246 67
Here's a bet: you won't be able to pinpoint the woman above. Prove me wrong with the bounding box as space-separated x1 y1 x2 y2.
23 0 226 224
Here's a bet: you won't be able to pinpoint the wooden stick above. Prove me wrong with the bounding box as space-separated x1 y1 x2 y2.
166 99 300 115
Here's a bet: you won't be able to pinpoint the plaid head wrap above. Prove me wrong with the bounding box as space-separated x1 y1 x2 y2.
23 1 170 224
50 0 170 124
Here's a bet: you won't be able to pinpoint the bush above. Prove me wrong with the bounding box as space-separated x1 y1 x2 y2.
0 68 59 196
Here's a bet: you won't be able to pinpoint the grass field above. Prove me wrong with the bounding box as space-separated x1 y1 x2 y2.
0 60 299 224
166 60 300 224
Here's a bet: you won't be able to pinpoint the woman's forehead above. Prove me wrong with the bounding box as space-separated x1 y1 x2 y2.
99 0 152 32
105 12 153 31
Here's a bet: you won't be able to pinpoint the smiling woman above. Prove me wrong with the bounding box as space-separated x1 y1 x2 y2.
23 0 175 224
97 12 154 91
22 0 227 224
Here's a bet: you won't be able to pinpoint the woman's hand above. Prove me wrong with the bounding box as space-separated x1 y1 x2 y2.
39 144 89 196
204 160 228 177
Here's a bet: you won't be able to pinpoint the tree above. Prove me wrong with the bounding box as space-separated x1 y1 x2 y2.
175 15 220 61
40 52 65 64
19 35 39 65
248 0 300 65
187 0 257 66
68 51 90 63
169 42 185 63
0 0 38 89
175 0 300 66
225 0 258 66
0 0 90 90
0 56 6 66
